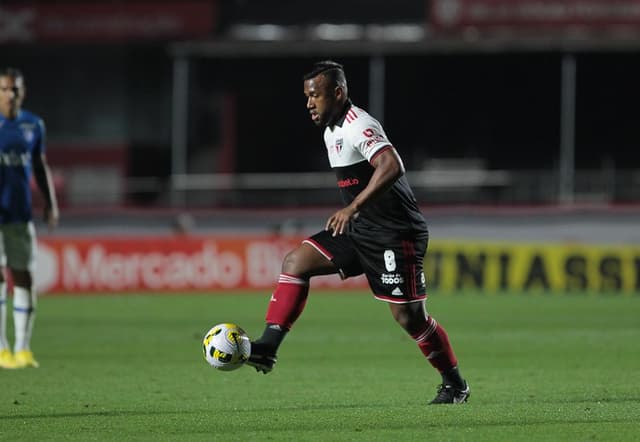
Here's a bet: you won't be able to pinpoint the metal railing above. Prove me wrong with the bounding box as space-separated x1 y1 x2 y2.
56 168 640 208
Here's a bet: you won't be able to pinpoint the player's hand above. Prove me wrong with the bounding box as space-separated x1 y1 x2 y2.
44 206 59 231
325 205 359 236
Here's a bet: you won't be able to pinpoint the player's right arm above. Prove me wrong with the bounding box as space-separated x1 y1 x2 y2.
325 147 404 236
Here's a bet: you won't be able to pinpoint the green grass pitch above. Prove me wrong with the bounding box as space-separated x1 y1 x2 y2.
0 291 638 441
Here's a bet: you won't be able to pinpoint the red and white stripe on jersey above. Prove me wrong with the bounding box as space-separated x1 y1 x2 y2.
345 107 358 124
323 104 392 167
278 273 309 286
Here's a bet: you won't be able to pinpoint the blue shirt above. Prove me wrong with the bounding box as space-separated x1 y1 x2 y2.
0 109 46 224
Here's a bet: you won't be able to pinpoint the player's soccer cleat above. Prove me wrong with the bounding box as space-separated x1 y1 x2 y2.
13 350 39 368
0 349 16 369
429 381 470 404
246 352 277 374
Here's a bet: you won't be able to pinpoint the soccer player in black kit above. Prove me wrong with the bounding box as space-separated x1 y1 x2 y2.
248 60 470 404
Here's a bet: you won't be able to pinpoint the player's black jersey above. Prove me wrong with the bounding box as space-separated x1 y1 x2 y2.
323 102 428 234
334 159 427 233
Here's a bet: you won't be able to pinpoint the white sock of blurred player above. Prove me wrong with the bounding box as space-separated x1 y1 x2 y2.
13 286 36 352
0 282 9 350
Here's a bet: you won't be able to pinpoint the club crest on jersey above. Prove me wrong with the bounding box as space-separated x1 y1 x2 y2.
334 138 343 155
20 124 35 143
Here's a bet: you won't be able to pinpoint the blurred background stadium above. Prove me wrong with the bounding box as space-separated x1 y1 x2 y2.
3 0 640 294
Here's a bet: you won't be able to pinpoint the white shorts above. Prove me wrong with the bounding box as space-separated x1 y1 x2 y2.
0 222 37 273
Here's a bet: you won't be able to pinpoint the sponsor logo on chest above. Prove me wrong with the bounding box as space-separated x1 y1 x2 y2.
0 151 31 166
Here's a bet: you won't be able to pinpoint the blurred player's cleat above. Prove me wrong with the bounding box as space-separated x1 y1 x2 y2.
14 350 39 368
429 381 470 404
246 351 277 374
0 349 16 369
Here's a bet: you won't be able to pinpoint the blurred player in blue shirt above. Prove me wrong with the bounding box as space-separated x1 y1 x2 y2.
0 67 59 369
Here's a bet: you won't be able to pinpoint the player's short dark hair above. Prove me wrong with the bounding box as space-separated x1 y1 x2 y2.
0 67 24 80
304 60 347 89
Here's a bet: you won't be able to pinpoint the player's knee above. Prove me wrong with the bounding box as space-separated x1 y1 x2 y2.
390 303 427 334
392 308 412 330
281 246 328 279
281 248 306 276
12 270 32 288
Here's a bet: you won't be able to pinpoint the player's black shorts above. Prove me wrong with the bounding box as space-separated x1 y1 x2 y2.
303 229 428 304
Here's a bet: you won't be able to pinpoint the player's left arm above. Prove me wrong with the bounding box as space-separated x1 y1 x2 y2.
326 146 404 236
32 153 59 229
32 119 59 229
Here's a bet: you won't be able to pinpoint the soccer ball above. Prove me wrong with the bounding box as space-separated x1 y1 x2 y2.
202 323 251 371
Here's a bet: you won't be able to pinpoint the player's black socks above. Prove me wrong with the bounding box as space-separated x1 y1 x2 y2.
254 323 288 355
441 366 465 389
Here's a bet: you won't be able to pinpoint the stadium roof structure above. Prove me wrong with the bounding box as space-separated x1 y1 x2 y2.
169 23 640 57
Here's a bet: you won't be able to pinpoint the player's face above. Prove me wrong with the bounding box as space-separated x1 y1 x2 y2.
304 75 338 127
0 75 25 119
